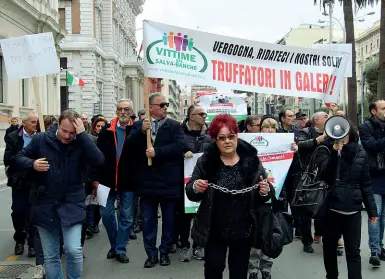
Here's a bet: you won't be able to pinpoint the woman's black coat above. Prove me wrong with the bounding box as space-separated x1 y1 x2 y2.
185 139 271 247
315 143 377 217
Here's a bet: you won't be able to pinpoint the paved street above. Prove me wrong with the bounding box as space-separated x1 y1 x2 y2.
0 184 383 278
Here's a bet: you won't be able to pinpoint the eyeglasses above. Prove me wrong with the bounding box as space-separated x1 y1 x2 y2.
192 112 207 118
151 102 169 108
251 124 260 127
117 107 132 112
217 134 237 141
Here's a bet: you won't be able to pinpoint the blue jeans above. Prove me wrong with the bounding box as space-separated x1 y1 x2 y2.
100 190 135 254
37 224 82 279
368 194 385 255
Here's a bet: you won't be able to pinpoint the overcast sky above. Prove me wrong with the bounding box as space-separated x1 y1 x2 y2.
135 0 380 92
136 0 379 46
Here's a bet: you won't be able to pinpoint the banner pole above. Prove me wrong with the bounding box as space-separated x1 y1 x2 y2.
144 77 152 166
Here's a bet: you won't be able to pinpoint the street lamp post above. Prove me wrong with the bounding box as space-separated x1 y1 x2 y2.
318 7 374 114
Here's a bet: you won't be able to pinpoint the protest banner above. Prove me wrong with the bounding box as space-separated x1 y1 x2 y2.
143 20 349 103
184 133 294 213
0 32 61 132
312 44 352 77
197 92 247 121
184 153 203 213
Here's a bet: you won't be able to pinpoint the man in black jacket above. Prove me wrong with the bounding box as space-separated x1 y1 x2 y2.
4 112 38 256
16 110 104 279
296 111 329 253
5 117 19 137
123 93 184 268
359 100 385 266
278 108 296 133
92 99 135 264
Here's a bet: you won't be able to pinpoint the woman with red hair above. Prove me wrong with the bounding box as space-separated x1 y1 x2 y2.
186 114 271 279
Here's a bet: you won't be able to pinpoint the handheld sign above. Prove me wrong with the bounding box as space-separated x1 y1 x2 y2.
0 32 60 80
0 33 61 132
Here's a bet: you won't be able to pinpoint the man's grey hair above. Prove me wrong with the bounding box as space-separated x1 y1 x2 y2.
22 111 38 121
312 111 327 123
117 98 133 108
149 93 164 105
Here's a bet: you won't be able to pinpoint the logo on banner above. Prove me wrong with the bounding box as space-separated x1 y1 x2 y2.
250 136 269 147
146 31 208 73
210 94 234 107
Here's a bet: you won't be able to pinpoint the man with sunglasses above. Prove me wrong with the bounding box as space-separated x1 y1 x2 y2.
91 99 135 264
244 115 261 133
123 93 184 268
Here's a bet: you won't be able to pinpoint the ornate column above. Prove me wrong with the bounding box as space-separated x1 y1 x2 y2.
138 77 144 110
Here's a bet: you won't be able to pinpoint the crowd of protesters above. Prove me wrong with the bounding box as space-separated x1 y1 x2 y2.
3 94 385 279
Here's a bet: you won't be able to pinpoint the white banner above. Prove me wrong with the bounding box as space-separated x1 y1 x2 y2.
0 32 60 80
144 20 349 103
184 134 294 213
312 44 352 77
184 153 203 213
197 92 247 121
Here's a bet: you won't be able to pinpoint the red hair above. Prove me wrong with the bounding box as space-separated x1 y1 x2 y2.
208 114 239 139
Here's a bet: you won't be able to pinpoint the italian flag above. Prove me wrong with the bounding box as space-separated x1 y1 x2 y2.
67 71 85 87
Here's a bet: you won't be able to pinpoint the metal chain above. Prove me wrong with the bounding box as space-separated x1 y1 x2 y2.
208 183 260 195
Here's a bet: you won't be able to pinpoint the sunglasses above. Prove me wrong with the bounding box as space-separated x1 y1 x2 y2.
192 112 207 118
151 102 169 108
217 134 237 142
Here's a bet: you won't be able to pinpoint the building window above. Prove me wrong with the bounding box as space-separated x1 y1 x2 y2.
59 8 65 30
95 8 102 44
21 79 25 107
0 56 3 103
378 39 380 48
371 43 373 50
361 47 363 56
184 99 187 106
184 108 187 116
366 45 368 53
60 57 68 69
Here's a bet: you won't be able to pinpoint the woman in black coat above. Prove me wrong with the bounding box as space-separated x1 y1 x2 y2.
315 125 377 279
186 114 271 279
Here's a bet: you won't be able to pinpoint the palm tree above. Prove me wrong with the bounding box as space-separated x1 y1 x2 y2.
314 0 378 125
377 0 384 99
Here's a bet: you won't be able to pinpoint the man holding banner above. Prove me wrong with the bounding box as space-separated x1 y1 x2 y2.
125 93 184 268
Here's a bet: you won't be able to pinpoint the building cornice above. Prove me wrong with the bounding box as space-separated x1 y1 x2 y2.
0 0 66 42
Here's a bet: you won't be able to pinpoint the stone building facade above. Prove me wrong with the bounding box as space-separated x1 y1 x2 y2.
59 0 145 120
0 0 65 145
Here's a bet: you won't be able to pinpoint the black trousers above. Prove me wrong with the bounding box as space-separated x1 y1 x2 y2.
11 187 33 247
33 228 44 265
323 211 362 279
299 215 324 246
133 197 143 229
178 213 195 249
205 236 251 279
299 215 313 246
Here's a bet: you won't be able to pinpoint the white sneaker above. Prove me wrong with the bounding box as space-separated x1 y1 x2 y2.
33 265 45 279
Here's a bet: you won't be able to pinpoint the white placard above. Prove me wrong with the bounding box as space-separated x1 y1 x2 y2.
312 44 352 77
144 20 349 103
0 32 60 80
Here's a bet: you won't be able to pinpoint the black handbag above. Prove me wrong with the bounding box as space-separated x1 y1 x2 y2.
291 145 332 219
256 190 292 259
